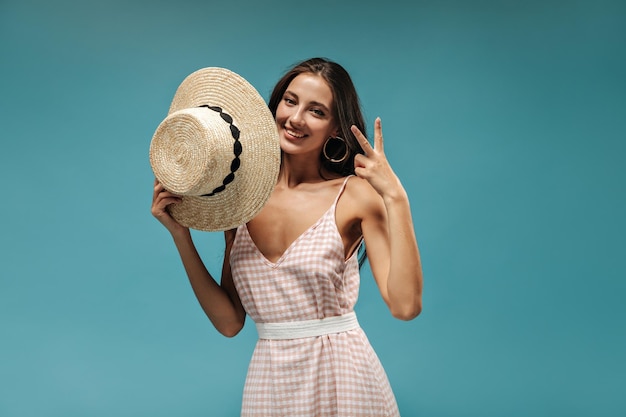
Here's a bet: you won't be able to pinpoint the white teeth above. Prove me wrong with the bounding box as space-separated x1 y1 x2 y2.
287 129 305 138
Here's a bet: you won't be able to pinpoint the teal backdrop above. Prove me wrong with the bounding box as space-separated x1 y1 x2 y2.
1 0 624 416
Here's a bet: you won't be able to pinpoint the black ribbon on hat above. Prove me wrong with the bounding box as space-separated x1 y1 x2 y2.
198 105 242 197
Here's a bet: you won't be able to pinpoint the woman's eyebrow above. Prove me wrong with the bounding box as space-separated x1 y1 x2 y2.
284 90 331 112
284 89 298 98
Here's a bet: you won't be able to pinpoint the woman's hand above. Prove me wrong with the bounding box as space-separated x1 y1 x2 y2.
352 117 406 202
151 179 188 236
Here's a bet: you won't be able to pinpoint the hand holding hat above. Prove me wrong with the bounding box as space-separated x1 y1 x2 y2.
150 67 281 231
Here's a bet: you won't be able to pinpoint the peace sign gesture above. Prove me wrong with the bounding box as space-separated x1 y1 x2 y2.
352 117 404 200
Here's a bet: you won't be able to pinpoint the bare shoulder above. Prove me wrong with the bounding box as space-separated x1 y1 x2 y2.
344 176 385 219
335 176 386 254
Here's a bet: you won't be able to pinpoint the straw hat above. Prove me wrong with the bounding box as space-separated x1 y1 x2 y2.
149 67 280 231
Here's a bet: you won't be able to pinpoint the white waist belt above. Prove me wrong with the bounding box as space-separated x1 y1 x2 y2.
256 312 360 340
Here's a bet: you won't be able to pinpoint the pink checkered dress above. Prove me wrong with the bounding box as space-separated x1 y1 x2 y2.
230 177 400 417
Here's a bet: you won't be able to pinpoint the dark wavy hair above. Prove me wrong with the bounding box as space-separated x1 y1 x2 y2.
269 57 368 267
268 57 367 177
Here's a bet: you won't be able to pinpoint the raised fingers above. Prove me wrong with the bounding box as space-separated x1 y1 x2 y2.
373 117 384 153
351 117 385 156
351 125 373 156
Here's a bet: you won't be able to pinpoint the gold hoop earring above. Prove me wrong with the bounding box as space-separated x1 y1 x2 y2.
323 136 349 163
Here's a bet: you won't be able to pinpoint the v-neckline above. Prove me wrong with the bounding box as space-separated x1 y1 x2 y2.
244 204 334 268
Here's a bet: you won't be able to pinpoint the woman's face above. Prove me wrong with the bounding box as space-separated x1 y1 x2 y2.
275 73 337 158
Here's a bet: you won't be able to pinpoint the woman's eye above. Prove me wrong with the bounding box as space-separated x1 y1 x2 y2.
283 97 296 105
311 109 325 116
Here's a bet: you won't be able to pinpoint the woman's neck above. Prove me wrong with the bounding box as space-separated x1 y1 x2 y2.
278 153 328 188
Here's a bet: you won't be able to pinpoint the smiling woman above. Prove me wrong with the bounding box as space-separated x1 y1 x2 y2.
2 0 624 415
151 57 423 416
275 73 336 158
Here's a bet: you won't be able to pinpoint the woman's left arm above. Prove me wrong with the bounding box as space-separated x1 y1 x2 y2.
352 118 423 320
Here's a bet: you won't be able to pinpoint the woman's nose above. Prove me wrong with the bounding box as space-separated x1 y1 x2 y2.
290 108 305 127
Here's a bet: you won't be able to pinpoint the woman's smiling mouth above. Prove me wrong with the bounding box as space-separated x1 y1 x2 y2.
285 128 306 139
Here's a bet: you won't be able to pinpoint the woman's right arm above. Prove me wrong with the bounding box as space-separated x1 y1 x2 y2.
151 180 246 337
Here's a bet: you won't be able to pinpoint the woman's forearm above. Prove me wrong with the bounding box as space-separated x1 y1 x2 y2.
383 190 423 320
172 230 245 337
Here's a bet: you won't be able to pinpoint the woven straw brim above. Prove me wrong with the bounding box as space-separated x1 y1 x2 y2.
150 67 280 231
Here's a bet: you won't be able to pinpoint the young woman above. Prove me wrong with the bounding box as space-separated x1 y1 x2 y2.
152 57 423 416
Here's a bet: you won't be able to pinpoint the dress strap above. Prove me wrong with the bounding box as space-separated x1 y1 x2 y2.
331 175 354 207
255 312 360 340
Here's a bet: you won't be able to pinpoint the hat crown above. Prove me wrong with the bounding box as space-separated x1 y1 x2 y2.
150 106 238 196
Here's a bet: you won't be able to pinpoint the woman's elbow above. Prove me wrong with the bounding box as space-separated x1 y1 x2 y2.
219 325 243 338
390 299 422 321
214 316 245 338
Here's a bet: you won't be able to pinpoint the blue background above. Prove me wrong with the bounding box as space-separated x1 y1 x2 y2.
1 0 624 416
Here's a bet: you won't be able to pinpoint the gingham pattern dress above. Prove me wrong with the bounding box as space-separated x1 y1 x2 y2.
230 176 400 417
